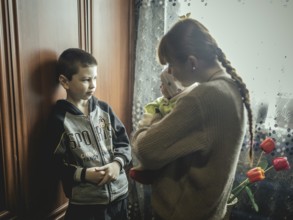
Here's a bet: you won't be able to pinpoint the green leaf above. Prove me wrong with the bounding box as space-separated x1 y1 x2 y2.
258 160 268 170
245 186 259 212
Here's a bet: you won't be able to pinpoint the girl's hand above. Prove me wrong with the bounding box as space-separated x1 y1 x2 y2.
131 165 144 171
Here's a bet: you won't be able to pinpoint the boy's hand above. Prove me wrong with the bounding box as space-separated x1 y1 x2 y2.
85 167 105 184
95 162 121 186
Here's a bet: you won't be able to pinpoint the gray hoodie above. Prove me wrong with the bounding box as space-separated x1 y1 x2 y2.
48 96 131 205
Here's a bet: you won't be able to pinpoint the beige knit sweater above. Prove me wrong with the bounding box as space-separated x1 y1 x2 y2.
132 77 246 220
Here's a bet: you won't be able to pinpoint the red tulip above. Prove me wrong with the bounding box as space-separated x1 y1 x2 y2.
273 157 290 171
260 137 275 154
246 167 265 183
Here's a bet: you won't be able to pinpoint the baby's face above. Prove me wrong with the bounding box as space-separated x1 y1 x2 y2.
160 79 172 99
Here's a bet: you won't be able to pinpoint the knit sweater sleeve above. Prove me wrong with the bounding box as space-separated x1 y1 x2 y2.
132 91 208 170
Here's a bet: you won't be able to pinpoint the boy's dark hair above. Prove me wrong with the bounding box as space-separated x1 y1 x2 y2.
57 48 98 80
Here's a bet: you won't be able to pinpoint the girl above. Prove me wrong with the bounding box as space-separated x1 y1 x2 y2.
132 18 253 220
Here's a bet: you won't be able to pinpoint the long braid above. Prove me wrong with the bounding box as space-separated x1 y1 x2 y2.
158 18 254 165
216 47 254 166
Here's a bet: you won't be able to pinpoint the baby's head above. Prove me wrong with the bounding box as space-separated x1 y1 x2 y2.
160 68 182 99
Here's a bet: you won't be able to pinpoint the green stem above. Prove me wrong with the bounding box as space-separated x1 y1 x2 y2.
229 181 251 204
256 151 264 167
264 165 274 173
231 178 249 194
229 185 245 203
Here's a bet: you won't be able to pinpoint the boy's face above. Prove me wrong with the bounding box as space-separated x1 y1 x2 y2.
61 65 97 102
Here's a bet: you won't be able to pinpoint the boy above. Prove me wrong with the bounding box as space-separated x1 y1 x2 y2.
48 48 131 220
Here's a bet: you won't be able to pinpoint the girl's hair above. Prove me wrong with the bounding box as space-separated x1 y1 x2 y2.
57 48 98 80
158 18 254 163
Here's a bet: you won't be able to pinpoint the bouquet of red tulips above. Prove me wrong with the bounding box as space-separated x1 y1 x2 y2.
229 137 291 212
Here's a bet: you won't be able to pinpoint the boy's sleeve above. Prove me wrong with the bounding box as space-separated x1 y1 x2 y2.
47 112 80 196
108 106 132 169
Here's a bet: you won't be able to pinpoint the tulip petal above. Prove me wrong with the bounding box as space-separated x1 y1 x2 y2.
260 137 275 154
273 157 290 171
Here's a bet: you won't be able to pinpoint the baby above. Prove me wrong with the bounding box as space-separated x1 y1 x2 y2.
137 67 183 129
130 68 196 184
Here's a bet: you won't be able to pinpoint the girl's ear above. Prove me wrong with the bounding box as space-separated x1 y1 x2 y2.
59 74 69 89
187 55 199 71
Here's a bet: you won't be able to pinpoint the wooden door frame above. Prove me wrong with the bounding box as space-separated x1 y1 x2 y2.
0 0 22 218
0 0 135 219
